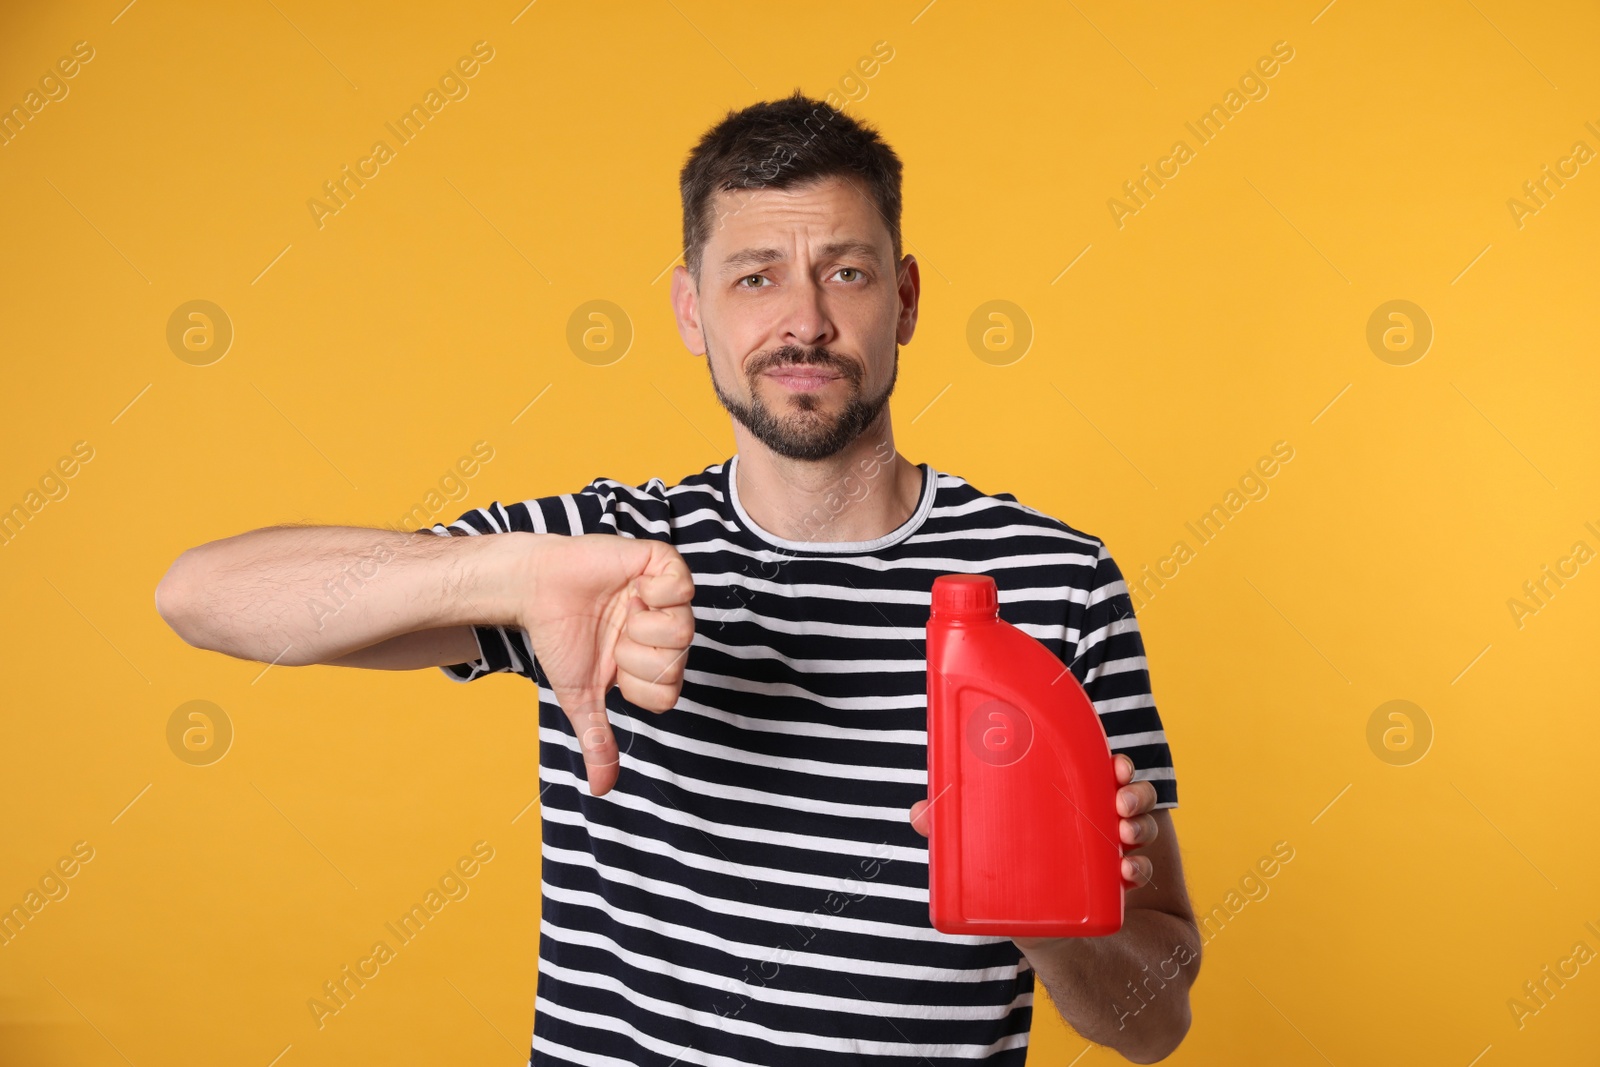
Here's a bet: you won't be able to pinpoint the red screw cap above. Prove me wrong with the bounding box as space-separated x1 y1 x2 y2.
931 574 998 618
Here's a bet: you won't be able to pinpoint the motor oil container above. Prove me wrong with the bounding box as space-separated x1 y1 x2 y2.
925 573 1124 936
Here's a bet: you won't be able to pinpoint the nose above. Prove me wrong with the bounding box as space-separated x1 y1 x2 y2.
776 273 836 351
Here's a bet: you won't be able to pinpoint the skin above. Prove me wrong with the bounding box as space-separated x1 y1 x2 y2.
156 170 1198 1062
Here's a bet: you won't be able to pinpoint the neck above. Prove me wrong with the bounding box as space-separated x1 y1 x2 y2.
731 413 921 544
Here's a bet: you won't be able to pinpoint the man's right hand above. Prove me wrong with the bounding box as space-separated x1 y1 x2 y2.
156 524 696 797
519 534 696 796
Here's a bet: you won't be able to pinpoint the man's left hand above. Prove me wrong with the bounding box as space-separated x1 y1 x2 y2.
907 752 1159 888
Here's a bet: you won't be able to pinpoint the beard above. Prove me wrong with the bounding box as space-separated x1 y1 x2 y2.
706 340 898 461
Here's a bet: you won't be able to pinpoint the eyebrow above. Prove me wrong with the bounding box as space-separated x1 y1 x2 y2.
717 239 881 279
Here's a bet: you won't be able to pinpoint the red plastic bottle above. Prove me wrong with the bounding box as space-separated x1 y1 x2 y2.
925 573 1125 937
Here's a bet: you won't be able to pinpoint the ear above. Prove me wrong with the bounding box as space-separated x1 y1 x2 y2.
670 265 706 356
894 254 921 346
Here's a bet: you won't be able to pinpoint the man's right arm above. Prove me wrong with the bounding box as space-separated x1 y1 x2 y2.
154 525 537 669
157 519 698 795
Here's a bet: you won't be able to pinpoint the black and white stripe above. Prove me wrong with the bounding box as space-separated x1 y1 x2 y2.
432 455 1178 1066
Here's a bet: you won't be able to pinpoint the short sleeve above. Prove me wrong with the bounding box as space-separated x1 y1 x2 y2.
1068 540 1178 809
423 479 643 684
427 508 540 684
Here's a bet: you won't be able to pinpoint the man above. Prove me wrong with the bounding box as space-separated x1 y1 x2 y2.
156 91 1199 1064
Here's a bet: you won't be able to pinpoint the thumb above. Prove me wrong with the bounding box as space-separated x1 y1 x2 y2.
554 685 620 796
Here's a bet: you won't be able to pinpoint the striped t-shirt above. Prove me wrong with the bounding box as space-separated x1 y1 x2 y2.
431 453 1178 1066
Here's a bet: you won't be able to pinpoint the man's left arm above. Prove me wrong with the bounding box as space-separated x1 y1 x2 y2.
1013 753 1200 1063
909 754 1200 1064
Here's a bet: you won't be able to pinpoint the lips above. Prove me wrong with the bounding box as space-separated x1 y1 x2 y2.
764 364 841 390
766 366 837 379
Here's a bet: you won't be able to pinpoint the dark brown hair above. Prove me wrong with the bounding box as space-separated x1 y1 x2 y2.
679 89 904 282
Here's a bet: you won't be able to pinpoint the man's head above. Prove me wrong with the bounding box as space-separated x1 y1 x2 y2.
671 91 919 463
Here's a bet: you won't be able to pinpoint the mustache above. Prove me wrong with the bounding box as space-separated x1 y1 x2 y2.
750 346 861 380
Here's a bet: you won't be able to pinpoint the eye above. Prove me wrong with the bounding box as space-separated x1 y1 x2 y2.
834 267 864 283
738 274 769 289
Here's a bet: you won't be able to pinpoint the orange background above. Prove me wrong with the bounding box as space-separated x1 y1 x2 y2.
2 1 1598 1064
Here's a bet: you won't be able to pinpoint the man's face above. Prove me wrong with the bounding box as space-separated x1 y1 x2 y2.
672 174 918 462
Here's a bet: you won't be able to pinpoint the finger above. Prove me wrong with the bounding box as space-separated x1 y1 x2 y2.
1114 753 1134 785
615 633 689 689
1120 813 1159 848
908 799 930 838
625 600 696 649
1121 855 1153 888
617 668 683 714
636 564 695 609
558 689 620 796
1117 780 1158 818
